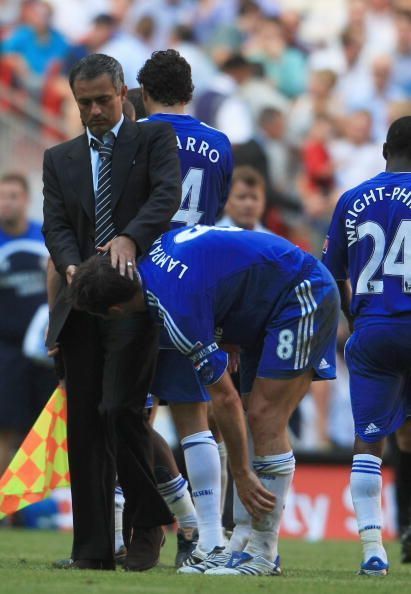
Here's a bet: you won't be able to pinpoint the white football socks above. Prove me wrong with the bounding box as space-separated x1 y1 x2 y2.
244 451 295 562
227 423 254 553
181 431 224 551
157 473 197 530
217 441 228 515
350 454 387 563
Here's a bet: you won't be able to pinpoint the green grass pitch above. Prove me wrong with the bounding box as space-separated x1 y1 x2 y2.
0 528 410 594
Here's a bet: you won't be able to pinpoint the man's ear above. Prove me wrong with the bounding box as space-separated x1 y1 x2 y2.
108 304 123 314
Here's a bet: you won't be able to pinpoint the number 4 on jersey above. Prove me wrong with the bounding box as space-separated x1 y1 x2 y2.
356 219 411 294
172 167 205 226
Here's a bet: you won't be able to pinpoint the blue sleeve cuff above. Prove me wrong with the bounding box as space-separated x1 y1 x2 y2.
189 342 228 385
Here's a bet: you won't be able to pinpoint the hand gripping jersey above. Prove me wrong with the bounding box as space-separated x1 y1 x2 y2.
138 225 337 386
144 113 233 227
323 171 411 327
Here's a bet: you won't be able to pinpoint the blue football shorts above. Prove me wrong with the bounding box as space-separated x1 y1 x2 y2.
240 261 339 394
345 320 411 442
150 348 210 403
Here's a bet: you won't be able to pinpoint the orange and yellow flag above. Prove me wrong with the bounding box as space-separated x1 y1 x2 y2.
0 386 70 519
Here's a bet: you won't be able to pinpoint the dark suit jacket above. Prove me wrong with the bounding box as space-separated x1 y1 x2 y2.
42 117 181 346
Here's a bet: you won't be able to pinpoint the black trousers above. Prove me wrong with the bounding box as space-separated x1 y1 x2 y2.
60 310 173 561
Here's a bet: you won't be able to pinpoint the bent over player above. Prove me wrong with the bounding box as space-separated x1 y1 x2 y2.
69 224 339 576
323 116 411 576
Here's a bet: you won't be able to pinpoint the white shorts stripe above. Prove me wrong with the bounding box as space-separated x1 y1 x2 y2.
294 280 318 369
294 284 306 369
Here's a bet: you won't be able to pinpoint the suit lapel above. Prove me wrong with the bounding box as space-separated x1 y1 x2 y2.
66 134 95 223
110 118 140 212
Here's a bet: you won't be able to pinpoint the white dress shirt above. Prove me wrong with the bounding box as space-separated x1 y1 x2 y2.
86 114 124 194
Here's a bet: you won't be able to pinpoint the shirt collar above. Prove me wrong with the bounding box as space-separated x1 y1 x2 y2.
87 114 124 147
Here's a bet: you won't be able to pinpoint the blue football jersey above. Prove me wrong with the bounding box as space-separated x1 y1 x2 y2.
138 225 316 384
144 113 233 227
323 171 411 324
0 221 48 341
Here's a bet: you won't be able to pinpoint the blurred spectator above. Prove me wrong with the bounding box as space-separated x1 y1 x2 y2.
298 115 336 254
239 62 289 124
194 53 254 144
127 0 194 49
47 0 111 43
330 109 384 193
0 173 56 474
170 25 216 96
392 10 411 96
217 165 270 232
1 0 69 96
364 0 397 58
99 16 152 87
245 16 308 98
356 54 405 141
257 106 304 226
287 69 342 149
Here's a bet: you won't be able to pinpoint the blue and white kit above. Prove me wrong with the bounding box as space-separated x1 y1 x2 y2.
139 225 339 392
323 171 411 441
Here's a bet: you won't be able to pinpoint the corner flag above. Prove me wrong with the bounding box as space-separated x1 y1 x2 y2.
0 386 69 519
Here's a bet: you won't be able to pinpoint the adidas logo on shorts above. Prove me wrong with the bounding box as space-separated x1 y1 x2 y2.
364 423 380 435
319 358 330 370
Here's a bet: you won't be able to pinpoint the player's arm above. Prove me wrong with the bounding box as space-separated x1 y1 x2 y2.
207 371 276 519
337 279 354 333
322 195 352 326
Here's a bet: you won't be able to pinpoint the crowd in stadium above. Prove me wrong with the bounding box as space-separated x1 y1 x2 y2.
1 0 411 578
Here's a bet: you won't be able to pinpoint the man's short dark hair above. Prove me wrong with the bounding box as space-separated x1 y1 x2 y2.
385 116 411 159
137 49 194 105
127 88 147 120
0 172 29 193
232 165 266 192
69 53 124 92
69 256 138 315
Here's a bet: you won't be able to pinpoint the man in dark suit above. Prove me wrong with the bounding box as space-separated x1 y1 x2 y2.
42 53 180 570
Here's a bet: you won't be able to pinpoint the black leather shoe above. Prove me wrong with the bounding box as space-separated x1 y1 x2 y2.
123 526 165 571
53 558 115 570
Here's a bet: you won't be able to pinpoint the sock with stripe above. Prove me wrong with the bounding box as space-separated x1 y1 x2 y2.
181 430 224 551
244 451 295 562
350 454 387 563
157 473 197 530
217 441 228 515
114 485 125 552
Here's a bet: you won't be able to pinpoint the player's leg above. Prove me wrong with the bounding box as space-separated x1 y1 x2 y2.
171 400 224 555
149 421 198 567
345 327 409 576
395 417 411 562
244 372 313 563
207 264 340 576
207 403 228 516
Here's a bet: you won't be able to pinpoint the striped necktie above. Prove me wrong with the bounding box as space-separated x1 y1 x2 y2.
91 132 118 249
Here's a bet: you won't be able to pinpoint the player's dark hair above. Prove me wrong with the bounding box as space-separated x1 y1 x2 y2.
69 256 139 315
232 165 266 191
69 53 124 93
0 172 29 193
385 116 411 159
127 88 147 120
137 49 194 105
122 98 136 121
